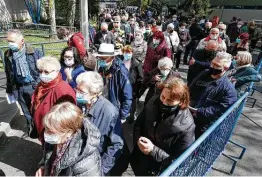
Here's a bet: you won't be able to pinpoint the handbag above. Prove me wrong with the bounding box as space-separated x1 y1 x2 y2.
168 35 177 54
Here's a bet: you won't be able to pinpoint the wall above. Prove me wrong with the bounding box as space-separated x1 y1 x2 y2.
2 0 31 22
209 9 262 23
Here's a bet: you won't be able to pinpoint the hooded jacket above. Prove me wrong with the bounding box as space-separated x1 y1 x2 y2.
40 118 102 176
68 32 87 60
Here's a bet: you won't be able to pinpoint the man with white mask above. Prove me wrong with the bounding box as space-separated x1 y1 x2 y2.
197 28 227 51
4 29 43 136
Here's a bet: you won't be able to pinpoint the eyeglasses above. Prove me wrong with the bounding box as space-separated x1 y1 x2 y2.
74 88 88 95
39 70 56 74
64 55 74 60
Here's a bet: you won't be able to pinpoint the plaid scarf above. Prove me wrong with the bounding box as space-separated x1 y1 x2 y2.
12 45 31 78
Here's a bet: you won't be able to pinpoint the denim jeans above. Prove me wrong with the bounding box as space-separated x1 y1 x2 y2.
14 84 35 123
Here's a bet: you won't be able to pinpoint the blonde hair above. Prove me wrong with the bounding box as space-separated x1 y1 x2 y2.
236 51 252 66
159 78 190 110
44 102 83 134
37 56 61 71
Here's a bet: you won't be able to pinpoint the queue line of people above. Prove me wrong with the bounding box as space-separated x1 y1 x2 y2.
3 12 262 176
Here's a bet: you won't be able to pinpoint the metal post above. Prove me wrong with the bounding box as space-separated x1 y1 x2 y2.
80 0 89 49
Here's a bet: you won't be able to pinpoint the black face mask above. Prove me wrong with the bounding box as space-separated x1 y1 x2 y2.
209 67 223 75
205 50 217 61
101 30 107 34
169 30 174 34
160 102 179 113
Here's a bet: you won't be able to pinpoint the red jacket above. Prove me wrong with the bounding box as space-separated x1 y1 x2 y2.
32 81 76 142
68 32 87 59
143 40 171 75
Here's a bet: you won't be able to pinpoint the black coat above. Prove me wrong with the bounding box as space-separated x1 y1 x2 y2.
40 118 102 176
129 57 144 98
130 96 195 175
94 30 115 49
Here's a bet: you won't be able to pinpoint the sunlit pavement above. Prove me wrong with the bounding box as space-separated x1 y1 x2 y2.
0 65 262 176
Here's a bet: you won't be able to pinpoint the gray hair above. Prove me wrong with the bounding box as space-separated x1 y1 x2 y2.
158 57 173 69
215 52 232 68
37 56 61 71
7 29 23 39
76 71 104 95
101 22 108 28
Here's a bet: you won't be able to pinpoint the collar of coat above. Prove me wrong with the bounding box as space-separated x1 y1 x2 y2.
151 40 167 52
6 44 35 57
204 36 223 43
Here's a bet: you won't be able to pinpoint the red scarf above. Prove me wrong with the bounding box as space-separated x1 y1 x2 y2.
33 73 62 110
204 36 223 43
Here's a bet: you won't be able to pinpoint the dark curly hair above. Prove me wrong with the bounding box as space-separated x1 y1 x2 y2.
60 47 82 67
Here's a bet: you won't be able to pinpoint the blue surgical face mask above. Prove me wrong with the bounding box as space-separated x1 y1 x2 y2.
44 132 61 144
124 53 132 61
8 42 19 51
232 59 237 68
236 38 241 43
76 91 88 104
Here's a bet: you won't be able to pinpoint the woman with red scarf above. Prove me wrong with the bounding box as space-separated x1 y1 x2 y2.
31 56 76 143
231 32 249 56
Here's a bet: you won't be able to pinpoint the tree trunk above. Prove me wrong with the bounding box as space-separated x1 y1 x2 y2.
67 0 76 27
49 0 57 39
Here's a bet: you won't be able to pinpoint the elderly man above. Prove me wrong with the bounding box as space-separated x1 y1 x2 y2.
76 71 124 175
218 24 231 49
197 28 227 51
189 52 237 138
4 29 43 135
187 40 218 85
94 22 115 49
164 23 180 62
94 43 132 121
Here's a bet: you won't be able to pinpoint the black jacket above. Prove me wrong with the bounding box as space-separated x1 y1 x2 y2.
130 96 195 175
129 57 144 98
189 23 204 41
94 30 115 49
40 118 102 176
3 44 42 93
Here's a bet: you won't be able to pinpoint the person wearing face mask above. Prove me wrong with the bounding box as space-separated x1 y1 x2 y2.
143 31 172 75
231 32 249 56
36 102 102 176
57 27 87 60
75 71 124 175
4 29 43 136
164 23 180 63
111 16 126 48
120 15 132 44
218 24 230 50
196 28 227 51
130 78 195 176
144 24 153 42
143 57 180 105
131 30 147 63
94 22 115 49
60 47 85 89
228 51 261 92
187 40 218 85
138 21 146 34
189 52 237 138
203 22 212 38
31 56 76 142
176 22 191 69
248 21 262 49
94 43 132 121
163 14 179 32
226 16 240 43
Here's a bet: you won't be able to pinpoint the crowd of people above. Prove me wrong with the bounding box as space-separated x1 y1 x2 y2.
3 9 262 176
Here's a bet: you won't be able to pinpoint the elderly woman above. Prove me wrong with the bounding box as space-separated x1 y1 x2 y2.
31 56 76 141
143 57 180 105
131 29 147 64
164 23 180 61
75 71 124 175
130 78 196 176
229 51 261 91
231 33 249 56
143 31 171 75
36 102 101 176
60 47 85 88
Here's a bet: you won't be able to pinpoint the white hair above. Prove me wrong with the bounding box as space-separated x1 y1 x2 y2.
76 71 104 95
218 24 227 30
158 57 173 69
37 56 61 71
101 22 108 28
215 52 232 68
211 28 219 33
167 23 174 29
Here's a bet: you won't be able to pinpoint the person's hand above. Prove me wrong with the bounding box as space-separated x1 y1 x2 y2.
153 74 161 82
64 68 73 80
231 77 237 84
35 167 44 177
137 137 154 155
189 59 195 66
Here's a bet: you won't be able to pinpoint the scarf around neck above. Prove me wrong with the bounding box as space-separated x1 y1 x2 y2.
33 73 62 110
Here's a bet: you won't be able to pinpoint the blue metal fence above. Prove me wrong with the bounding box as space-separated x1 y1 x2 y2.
160 60 262 176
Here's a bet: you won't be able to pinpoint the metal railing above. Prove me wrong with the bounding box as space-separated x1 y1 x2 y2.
160 59 262 176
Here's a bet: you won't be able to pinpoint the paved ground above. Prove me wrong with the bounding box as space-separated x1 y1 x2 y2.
0 65 262 176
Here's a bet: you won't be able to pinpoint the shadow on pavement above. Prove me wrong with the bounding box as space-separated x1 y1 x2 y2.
0 133 42 176
0 169 5 176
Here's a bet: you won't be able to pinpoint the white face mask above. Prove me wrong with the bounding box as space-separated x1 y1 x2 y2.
44 132 61 144
135 35 142 41
160 70 170 77
64 59 75 67
40 72 58 83
210 34 219 40
237 25 242 28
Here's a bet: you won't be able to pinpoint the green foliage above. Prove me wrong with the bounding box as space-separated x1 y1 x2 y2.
183 0 210 17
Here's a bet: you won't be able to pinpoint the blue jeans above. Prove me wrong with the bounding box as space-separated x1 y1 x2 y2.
14 84 35 123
